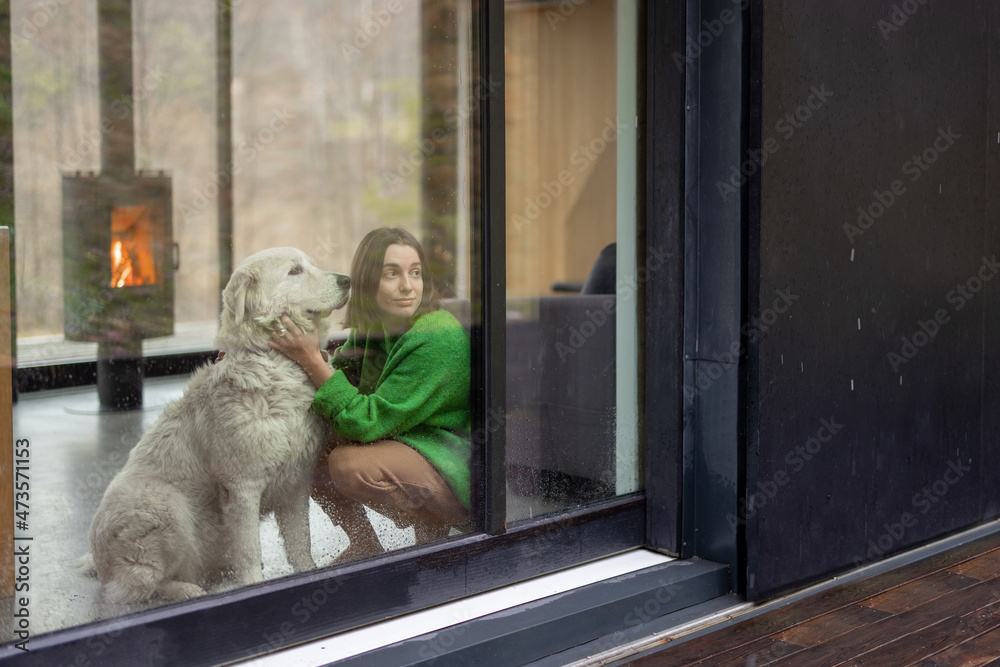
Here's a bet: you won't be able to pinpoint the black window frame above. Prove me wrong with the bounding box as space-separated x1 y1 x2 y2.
2 0 699 663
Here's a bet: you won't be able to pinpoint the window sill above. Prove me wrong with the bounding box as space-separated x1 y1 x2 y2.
239 550 729 666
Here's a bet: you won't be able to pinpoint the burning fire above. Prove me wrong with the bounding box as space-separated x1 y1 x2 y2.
111 241 133 287
110 205 157 287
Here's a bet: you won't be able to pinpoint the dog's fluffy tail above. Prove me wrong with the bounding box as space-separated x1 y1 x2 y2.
79 552 161 605
102 564 163 605
81 552 195 604
77 553 98 578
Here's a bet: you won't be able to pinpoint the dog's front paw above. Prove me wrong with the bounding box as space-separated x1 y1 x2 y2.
289 554 317 573
233 567 264 587
156 581 207 602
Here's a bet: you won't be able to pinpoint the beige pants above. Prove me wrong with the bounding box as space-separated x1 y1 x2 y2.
312 437 469 552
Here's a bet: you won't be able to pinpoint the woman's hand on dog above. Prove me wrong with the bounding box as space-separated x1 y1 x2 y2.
268 314 335 389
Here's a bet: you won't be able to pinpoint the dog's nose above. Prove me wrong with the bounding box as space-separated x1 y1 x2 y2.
336 274 351 290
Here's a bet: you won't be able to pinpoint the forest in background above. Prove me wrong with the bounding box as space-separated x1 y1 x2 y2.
11 0 430 339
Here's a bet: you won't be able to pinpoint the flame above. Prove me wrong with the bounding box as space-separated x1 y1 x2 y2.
110 206 157 288
111 241 125 287
111 240 126 287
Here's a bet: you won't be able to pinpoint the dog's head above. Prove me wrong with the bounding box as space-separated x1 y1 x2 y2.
216 247 350 351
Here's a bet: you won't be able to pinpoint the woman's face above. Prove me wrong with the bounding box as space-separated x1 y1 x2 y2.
376 243 424 325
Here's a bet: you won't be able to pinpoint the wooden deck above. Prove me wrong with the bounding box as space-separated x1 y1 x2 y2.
620 531 1000 666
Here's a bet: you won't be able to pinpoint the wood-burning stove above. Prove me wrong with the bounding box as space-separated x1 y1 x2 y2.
62 172 175 409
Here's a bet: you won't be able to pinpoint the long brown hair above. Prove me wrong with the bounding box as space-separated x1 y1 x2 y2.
343 227 441 332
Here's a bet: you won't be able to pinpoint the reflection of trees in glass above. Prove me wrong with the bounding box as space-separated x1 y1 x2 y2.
13 1 218 336
420 0 459 297
230 2 423 275
13 5 89 336
0 10 14 354
133 0 217 326
15 1 470 344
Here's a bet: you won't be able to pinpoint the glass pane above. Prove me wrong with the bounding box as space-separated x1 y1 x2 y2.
10 0 479 639
14 0 219 366
505 0 641 522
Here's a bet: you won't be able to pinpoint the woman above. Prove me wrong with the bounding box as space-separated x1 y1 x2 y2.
269 227 471 562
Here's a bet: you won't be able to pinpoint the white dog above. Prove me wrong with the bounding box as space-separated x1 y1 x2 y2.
84 247 349 604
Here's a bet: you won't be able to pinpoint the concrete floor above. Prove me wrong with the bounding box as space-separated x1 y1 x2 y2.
3 376 418 643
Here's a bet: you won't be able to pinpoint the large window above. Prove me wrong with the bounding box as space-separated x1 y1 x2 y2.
11 0 479 638
504 0 640 521
4 0 651 662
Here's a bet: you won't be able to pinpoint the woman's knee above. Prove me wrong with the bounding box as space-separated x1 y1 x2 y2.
326 446 372 495
327 445 361 476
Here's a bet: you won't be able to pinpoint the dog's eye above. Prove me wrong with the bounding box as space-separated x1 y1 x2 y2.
289 265 303 276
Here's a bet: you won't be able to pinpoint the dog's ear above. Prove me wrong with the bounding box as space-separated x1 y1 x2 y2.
223 270 266 323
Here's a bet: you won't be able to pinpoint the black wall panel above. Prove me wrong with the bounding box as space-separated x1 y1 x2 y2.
681 0 748 579
748 0 997 599
980 0 1000 535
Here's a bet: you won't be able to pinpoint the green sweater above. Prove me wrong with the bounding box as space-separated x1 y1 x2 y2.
312 309 472 508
